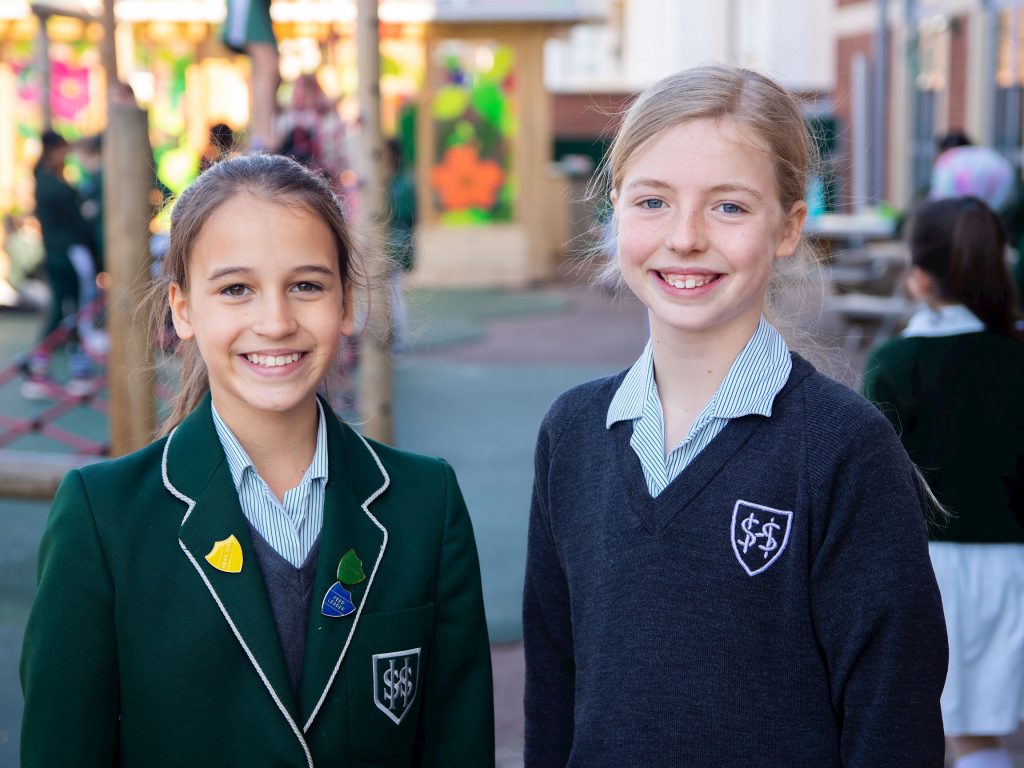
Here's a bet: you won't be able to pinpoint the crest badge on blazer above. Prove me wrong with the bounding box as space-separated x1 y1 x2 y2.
372 648 421 725
731 499 792 576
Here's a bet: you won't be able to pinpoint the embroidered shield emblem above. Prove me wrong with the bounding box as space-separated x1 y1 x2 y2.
372 648 421 725
731 500 793 576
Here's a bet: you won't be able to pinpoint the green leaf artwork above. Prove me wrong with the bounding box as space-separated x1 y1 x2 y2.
471 81 505 126
432 85 470 121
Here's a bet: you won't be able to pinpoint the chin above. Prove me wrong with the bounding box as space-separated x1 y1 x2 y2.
245 391 316 417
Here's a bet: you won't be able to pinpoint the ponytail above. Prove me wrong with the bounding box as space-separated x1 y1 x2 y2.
909 196 1023 340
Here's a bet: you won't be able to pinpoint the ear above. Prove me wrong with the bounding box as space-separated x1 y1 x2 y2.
609 189 619 210
774 200 808 259
340 281 355 337
168 282 195 341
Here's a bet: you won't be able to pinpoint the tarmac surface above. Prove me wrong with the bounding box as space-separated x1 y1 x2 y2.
1 267 1022 766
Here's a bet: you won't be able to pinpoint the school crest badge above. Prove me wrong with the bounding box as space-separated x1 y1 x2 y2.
731 500 792 576
372 648 421 725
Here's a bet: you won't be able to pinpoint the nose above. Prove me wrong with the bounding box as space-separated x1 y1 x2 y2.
251 293 298 339
665 207 707 254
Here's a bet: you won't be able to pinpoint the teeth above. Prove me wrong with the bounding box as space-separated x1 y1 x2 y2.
663 273 714 289
246 352 301 368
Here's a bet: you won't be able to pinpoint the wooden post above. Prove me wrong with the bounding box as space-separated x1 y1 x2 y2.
33 10 51 130
102 0 154 454
104 105 155 455
101 0 117 92
355 0 393 444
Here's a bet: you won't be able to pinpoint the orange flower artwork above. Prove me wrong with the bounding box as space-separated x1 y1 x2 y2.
431 145 504 211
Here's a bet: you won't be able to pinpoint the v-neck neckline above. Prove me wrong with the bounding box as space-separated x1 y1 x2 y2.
611 353 812 535
613 414 764 535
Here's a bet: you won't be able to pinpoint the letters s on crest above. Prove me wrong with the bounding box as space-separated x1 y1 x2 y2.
372 648 421 725
731 499 792 576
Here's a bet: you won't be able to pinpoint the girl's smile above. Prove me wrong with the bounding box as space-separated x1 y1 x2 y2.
241 350 305 370
654 269 722 293
168 193 353 432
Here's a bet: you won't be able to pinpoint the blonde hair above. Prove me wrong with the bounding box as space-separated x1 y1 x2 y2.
593 64 822 324
605 64 813 211
146 153 365 433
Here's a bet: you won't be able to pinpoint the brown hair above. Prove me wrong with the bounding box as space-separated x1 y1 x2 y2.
909 196 1022 339
147 153 365 433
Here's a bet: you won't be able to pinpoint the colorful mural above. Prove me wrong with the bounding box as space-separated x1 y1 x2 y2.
430 40 516 225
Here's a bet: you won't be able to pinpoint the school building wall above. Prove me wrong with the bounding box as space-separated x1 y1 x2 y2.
832 0 1009 213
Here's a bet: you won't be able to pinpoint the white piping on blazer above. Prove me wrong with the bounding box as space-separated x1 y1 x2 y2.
161 420 393 762
163 426 315 768
304 428 390 732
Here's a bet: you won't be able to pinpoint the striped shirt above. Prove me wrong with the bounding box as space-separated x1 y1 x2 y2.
606 316 792 497
212 401 328 568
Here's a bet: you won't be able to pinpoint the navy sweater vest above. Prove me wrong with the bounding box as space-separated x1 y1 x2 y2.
248 525 320 695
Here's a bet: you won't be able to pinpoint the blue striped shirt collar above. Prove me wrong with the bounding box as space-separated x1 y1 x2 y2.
606 316 792 429
212 399 330 490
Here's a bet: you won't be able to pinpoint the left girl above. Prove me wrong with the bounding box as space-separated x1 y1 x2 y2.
21 153 494 767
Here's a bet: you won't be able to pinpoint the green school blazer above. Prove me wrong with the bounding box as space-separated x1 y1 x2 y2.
20 396 495 767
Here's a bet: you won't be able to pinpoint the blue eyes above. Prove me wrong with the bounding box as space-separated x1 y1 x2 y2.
636 199 745 215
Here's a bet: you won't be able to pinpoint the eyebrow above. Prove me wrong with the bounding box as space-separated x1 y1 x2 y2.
207 264 337 281
707 183 764 199
624 178 674 191
623 178 764 199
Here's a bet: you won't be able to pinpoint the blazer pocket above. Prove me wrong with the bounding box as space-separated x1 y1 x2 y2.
348 603 435 762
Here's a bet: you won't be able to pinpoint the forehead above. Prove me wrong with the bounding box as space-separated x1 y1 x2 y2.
190 193 336 268
620 118 776 189
199 192 325 235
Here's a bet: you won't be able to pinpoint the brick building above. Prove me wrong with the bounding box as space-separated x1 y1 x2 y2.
835 0 1021 212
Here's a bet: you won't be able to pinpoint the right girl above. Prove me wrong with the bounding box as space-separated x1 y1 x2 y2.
523 65 947 767
862 197 1024 768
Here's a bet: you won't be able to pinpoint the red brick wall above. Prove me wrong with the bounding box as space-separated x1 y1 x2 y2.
948 14 968 132
833 30 894 209
835 32 872 209
552 92 635 140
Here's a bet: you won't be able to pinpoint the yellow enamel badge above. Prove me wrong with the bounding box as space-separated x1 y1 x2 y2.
205 535 243 573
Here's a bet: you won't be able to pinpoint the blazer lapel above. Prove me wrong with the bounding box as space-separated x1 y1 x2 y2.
164 396 304 734
299 409 389 732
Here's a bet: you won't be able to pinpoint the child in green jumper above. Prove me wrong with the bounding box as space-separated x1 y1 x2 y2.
863 196 1024 768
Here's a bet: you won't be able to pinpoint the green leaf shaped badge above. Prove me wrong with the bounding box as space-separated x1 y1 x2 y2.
337 548 366 586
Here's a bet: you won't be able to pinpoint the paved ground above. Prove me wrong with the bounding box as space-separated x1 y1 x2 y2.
1 266 1022 766
397 274 650 767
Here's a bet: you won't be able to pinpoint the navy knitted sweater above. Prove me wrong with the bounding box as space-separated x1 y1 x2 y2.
523 355 947 768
